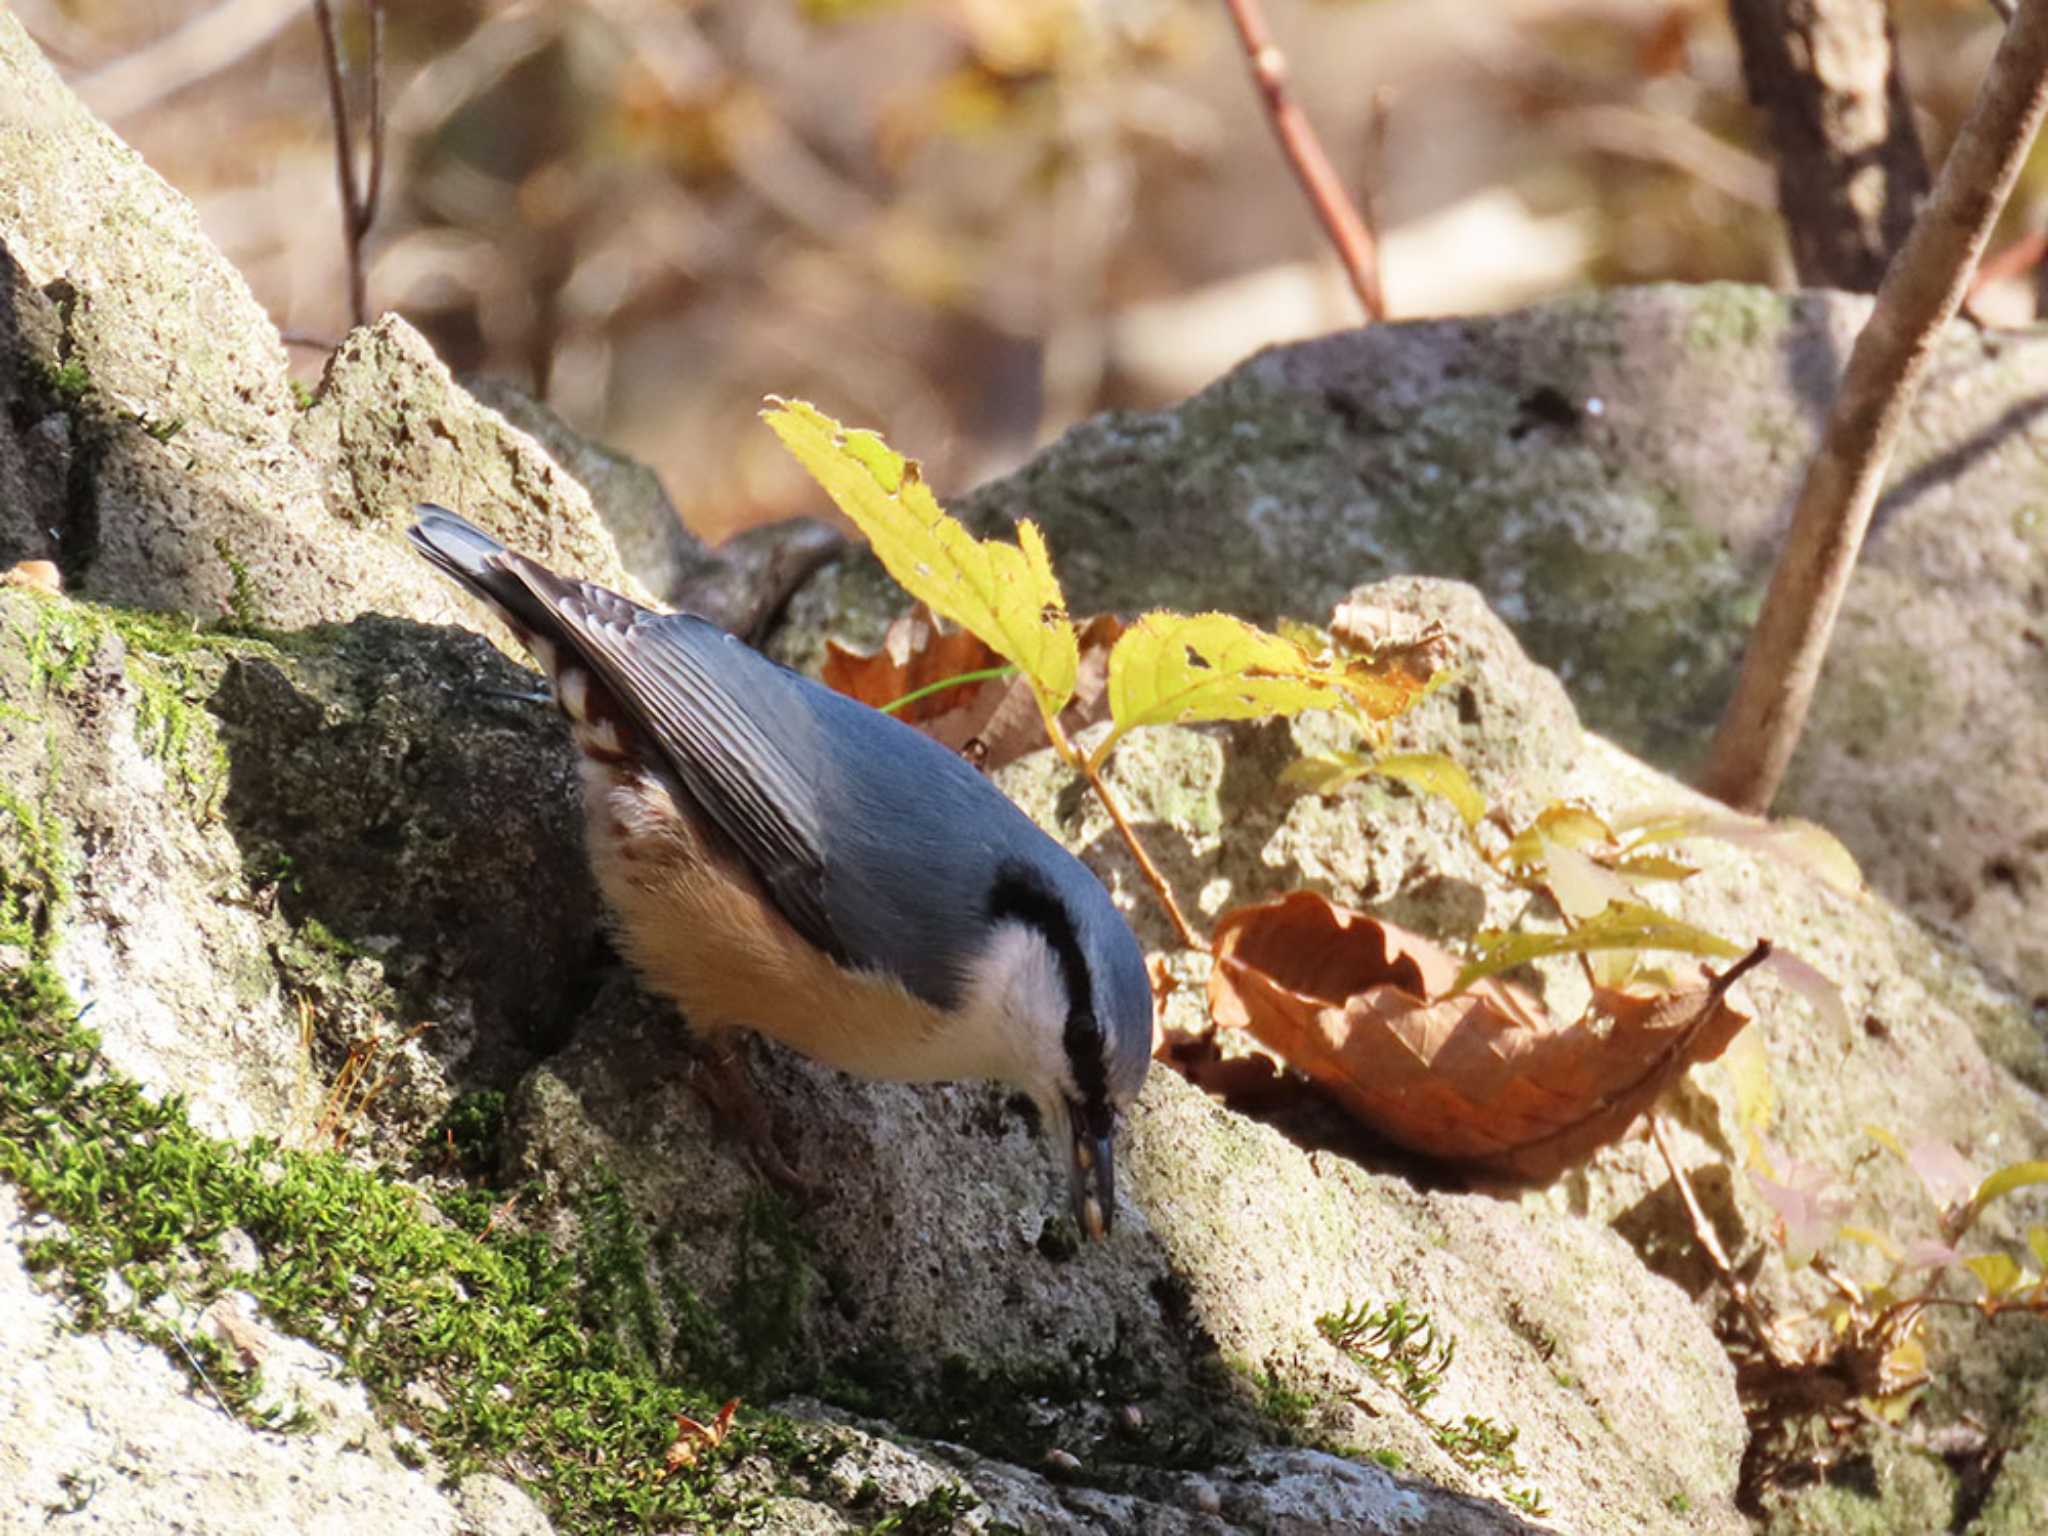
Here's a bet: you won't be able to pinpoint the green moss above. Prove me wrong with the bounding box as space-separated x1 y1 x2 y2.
1320 1296 1547 1516
0 973 862 1527
0 775 874 1530
430 1090 507 1177
16 591 280 817
37 356 92 404
727 1190 814 1386
860 1483 981 1533
211 538 261 635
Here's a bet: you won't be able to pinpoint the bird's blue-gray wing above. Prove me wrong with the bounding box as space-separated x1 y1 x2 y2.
506 560 848 966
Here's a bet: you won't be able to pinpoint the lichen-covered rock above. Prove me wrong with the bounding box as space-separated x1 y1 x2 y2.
0 11 809 642
0 592 308 1142
11 6 2048 1531
901 285 2048 1003
0 1189 553 1536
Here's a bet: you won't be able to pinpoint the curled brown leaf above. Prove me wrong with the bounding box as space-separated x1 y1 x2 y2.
1206 891 1764 1181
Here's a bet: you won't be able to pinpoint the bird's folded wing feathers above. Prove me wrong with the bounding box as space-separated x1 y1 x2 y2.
505 556 849 966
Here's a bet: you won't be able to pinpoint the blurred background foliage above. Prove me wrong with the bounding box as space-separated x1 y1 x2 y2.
17 0 2029 542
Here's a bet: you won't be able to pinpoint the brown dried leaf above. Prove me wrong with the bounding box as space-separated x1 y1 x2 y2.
1207 891 1761 1181
1326 602 1453 685
822 605 1123 770
666 1397 740 1472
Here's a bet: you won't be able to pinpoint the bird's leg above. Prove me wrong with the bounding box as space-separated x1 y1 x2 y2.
688 1031 817 1198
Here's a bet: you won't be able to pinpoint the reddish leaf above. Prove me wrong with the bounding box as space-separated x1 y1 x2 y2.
822 605 1122 770
1205 892 1762 1181
666 1397 740 1471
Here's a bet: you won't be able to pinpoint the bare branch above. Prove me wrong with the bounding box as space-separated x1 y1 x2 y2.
311 0 384 327
1701 0 2048 811
1220 0 1385 321
1728 0 1930 292
360 0 385 240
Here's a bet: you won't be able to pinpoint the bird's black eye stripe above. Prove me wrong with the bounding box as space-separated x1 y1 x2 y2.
987 865 1107 1114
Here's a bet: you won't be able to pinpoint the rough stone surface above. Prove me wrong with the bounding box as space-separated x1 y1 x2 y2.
891 285 2048 1004
463 373 847 635
9 10 2048 1534
0 1188 553 1536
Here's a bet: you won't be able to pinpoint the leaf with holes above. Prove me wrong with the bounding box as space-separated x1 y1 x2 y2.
763 397 1078 727
1100 610 1430 767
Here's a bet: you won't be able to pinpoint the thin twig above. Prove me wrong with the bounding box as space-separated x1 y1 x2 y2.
1078 751 1207 953
1699 1 2048 811
1650 1114 1776 1345
1220 0 1385 321
311 0 385 327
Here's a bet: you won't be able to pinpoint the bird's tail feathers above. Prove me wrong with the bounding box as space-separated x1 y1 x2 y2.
408 503 559 638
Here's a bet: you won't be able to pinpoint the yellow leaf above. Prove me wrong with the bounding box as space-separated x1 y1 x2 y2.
1864 1124 1908 1161
1279 750 1373 797
2028 1226 2048 1272
1724 1027 1773 1141
1453 902 1745 993
1370 752 1487 828
1613 807 1862 892
1100 611 1426 764
1970 1160 2048 1219
1965 1252 2023 1298
1609 852 1698 882
1771 819 1864 893
1501 804 1616 870
763 398 1077 726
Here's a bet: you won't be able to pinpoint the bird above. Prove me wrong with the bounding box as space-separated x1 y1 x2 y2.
408 504 1153 1238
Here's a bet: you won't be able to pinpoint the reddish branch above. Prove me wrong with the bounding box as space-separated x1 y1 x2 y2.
1220 0 1385 321
1700 0 2048 811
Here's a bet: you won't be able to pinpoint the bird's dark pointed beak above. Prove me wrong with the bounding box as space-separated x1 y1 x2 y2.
1068 1108 1117 1241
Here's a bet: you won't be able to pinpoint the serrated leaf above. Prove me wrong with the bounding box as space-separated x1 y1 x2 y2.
1206 891 1752 1181
1102 610 1427 763
1965 1252 2024 1298
1453 902 1745 993
1370 752 1486 828
763 398 1078 724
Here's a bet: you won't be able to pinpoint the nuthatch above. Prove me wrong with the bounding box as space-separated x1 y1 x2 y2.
409 505 1152 1238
